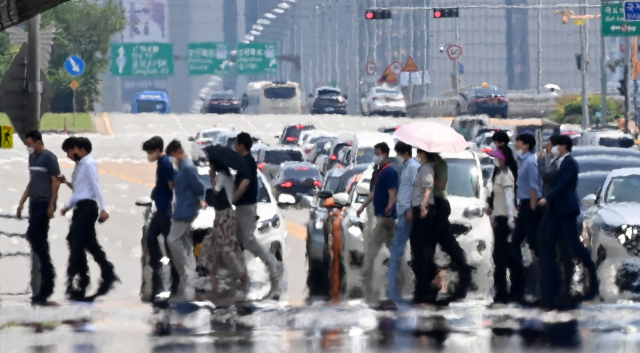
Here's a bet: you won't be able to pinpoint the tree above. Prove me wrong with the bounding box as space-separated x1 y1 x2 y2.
41 0 126 112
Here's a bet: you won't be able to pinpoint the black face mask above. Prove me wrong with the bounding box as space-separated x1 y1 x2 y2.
73 153 81 162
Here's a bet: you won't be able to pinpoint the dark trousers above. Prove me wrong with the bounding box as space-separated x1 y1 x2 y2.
508 200 542 302
27 201 55 300
541 212 599 308
538 205 575 298
492 216 511 303
147 211 179 297
66 200 116 299
409 205 437 303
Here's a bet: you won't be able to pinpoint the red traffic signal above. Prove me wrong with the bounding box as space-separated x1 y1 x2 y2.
365 8 391 20
433 8 459 18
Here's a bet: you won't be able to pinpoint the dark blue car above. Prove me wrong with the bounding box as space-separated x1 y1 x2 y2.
456 85 508 118
132 91 170 114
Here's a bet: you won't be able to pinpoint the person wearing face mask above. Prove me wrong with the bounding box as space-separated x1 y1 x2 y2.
486 146 518 304
164 139 207 302
61 137 119 302
141 136 179 302
356 142 398 304
386 141 420 303
509 133 543 305
536 135 574 303
490 130 517 160
538 135 599 309
17 130 61 306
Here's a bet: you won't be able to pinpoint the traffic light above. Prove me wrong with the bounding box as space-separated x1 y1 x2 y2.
365 9 391 20
433 8 459 18
619 66 628 96
575 54 582 70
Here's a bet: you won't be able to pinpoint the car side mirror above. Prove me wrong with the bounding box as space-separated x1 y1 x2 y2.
308 94 314 98
318 190 333 200
582 194 596 208
356 183 370 196
343 95 348 100
188 136 195 142
135 196 153 207
594 187 602 204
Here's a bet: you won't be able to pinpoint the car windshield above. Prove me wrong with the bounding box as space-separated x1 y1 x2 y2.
309 135 330 145
445 159 480 198
318 88 340 96
474 87 504 97
572 147 640 158
210 92 236 99
282 166 321 179
264 87 296 99
137 100 166 113
374 88 400 95
225 137 237 149
284 125 314 140
605 175 640 203
356 147 375 164
202 131 222 139
323 176 341 192
333 143 350 156
577 172 608 201
576 157 640 173
265 150 304 164
336 167 368 193
599 137 635 148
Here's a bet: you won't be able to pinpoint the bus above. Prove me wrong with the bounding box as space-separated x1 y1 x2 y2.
131 91 170 114
242 81 302 115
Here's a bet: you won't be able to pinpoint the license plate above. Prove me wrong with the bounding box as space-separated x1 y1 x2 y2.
326 107 335 111
385 98 394 102
488 99 498 104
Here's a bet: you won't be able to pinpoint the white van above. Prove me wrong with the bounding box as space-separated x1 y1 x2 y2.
242 81 302 115
343 132 398 166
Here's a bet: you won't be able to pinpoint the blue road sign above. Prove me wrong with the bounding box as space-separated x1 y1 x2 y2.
624 1 640 21
64 55 85 76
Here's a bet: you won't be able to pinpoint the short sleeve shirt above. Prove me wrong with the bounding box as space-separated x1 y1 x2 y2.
154 155 175 214
28 149 61 202
411 163 435 207
235 154 258 206
373 163 398 219
493 169 515 217
433 159 448 199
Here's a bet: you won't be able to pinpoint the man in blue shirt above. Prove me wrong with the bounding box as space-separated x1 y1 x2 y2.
357 142 398 304
165 139 206 302
508 133 543 304
142 136 179 302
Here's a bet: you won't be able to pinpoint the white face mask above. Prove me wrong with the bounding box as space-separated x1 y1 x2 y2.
169 156 178 165
492 158 501 167
27 147 35 155
147 152 157 162
414 156 422 164
372 155 383 165
515 149 523 158
490 142 497 150
550 146 559 157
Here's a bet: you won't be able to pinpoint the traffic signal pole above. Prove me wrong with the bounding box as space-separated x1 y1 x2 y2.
625 35 631 131
580 0 589 129
454 8 460 97
26 15 41 132
600 14 608 126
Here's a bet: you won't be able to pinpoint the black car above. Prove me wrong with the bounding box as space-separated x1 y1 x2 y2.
377 126 399 134
272 162 323 204
456 85 508 118
321 140 353 174
205 91 242 114
310 89 347 115
277 124 316 145
258 147 306 180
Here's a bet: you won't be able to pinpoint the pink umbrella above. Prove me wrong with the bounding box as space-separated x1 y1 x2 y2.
393 121 468 153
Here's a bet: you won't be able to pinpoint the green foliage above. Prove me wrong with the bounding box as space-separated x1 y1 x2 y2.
41 0 126 112
548 94 623 124
0 112 93 131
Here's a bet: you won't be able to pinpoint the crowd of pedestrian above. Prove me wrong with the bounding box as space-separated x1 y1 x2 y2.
17 128 599 311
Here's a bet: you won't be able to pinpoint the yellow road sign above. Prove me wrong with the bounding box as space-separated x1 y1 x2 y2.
69 80 80 91
1 125 13 149
574 19 586 26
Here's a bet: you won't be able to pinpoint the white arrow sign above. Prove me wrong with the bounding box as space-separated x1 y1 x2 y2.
69 58 80 72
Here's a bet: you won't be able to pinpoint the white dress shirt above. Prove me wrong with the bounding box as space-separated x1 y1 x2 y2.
65 154 106 211
397 157 421 215
555 152 570 168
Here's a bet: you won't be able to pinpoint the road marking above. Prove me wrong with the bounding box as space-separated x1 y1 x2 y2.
286 221 306 241
103 112 114 136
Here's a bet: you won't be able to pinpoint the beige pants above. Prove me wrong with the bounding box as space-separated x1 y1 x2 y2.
362 216 395 303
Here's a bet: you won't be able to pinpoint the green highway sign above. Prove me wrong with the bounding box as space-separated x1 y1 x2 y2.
602 3 640 36
236 42 278 74
188 42 230 76
110 43 174 77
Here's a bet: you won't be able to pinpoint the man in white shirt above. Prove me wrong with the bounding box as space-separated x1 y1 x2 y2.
387 142 420 303
60 137 118 302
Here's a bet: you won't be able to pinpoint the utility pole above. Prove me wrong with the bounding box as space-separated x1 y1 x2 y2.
454 7 460 96
600 18 608 125
625 36 632 131
579 0 589 129
26 15 41 131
